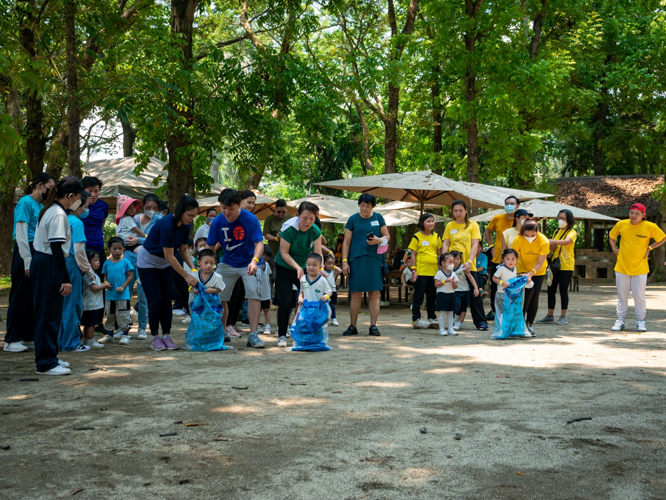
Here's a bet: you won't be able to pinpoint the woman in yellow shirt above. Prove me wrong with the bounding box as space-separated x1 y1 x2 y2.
442 200 489 331
512 219 549 336
408 213 443 329
537 210 577 326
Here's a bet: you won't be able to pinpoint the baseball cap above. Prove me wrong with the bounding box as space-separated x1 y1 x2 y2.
514 208 533 218
630 203 646 214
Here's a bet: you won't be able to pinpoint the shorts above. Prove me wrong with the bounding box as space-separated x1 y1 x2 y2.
435 293 456 312
81 308 103 327
217 263 265 301
455 290 471 313
261 299 271 310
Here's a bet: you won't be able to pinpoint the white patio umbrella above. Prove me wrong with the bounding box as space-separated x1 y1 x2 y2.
197 191 295 220
471 199 619 222
287 194 360 220
315 170 504 212
325 210 448 227
457 181 553 202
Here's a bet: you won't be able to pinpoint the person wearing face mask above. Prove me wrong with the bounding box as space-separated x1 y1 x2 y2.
194 208 218 242
608 203 666 333
31 176 87 375
58 194 95 352
501 208 533 253
4 173 56 353
511 219 549 336
123 194 163 339
538 209 577 326
484 196 520 321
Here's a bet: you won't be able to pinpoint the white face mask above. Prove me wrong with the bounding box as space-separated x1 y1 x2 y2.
525 235 537 243
69 197 82 211
144 210 156 219
558 219 568 229
446 264 454 271
516 219 524 227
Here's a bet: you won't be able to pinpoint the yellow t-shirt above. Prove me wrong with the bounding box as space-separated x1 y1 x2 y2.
443 220 482 272
609 219 666 276
408 231 442 276
551 228 577 272
487 214 514 264
512 233 550 276
503 227 520 251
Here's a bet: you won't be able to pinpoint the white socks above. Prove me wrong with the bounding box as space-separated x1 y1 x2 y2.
439 311 454 331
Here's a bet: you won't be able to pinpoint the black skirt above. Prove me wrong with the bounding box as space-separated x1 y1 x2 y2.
435 292 456 312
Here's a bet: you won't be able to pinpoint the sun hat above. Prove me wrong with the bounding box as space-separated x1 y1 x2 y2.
115 194 141 224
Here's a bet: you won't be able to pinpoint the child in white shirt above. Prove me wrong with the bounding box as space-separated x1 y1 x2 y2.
491 249 518 339
188 249 225 305
259 247 273 335
451 250 479 331
321 254 342 326
116 195 147 253
434 252 459 336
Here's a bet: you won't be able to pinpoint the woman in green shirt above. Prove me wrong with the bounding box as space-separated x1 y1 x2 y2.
274 201 322 347
341 194 390 337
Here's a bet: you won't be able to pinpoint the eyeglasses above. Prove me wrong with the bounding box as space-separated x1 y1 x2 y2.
276 210 286 214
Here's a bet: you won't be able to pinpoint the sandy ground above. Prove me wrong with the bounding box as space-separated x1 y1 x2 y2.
1 284 665 499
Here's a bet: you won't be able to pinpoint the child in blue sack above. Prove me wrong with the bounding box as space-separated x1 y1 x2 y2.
491 249 533 339
434 252 459 336
288 253 332 352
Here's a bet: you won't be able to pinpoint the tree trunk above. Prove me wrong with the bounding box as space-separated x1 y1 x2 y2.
383 83 400 174
353 100 373 174
245 168 264 190
119 113 137 157
46 125 68 179
65 0 81 178
165 0 198 210
0 199 13 275
463 0 482 184
19 0 47 177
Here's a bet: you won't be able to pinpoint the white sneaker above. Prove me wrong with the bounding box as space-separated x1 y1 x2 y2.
277 336 287 347
331 318 339 326
413 319 430 329
453 321 462 331
636 320 647 332
182 316 191 324
113 330 124 339
58 359 70 368
611 319 625 332
173 308 187 316
137 330 147 340
3 342 28 353
439 329 448 336
98 334 113 344
36 365 71 376
72 344 90 352
448 329 458 336
119 335 130 345
86 339 105 349
263 324 271 335
380 301 390 307
21 341 35 349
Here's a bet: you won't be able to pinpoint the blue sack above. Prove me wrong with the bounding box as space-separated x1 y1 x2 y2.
490 276 527 340
185 284 228 351
289 300 331 352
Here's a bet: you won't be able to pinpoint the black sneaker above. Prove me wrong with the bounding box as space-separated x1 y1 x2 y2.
478 323 489 331
485 311 495 321
343 325 358 336
368 325 381 337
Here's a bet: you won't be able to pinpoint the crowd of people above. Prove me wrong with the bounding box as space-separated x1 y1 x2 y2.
3 173 666 375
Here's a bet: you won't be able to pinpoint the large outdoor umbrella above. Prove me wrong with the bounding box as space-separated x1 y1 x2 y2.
197 191 295 221
84 157 225 212
470 199 619 222
315 170 504 212
288 194 360 220
325 210 449 227
456 181 553 202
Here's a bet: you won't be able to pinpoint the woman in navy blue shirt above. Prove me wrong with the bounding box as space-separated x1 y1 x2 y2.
137 195 199 351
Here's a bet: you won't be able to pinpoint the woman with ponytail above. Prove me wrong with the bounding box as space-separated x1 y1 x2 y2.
4 173 55 353
137 194 198 351
31 176 86 375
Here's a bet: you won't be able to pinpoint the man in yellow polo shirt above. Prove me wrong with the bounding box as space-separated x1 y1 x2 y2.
609 203 666 332
484 195 520 319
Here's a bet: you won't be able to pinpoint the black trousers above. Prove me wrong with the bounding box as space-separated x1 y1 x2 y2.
6 242 35 343
411 275 436 321
547 270 573 311
227 279 246 326
488 262 498 312
524 274 545 325
138 266 173 336
468 271 488 328
171 251 189 312
330 291 338 319
275 264 300 336
31 252 63 373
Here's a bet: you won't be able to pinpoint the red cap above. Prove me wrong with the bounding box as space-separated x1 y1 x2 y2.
630 203 646 214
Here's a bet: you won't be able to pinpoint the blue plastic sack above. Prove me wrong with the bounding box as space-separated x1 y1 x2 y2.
491 276 530 339
289 300 331 352
185 284 228 351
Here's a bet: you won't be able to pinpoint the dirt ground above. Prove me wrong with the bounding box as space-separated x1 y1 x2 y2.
1 284 665 500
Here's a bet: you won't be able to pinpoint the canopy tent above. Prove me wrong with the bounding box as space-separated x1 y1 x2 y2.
84 157 225 212
457 181 553 202
197 191 297 220
325 210 449 227
470 199 619 222
315 170 504 212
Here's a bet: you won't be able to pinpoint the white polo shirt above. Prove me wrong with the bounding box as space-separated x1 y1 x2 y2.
33 203 71 257
300 275 332 302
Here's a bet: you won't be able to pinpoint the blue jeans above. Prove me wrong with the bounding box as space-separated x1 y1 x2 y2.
136 281 148 330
